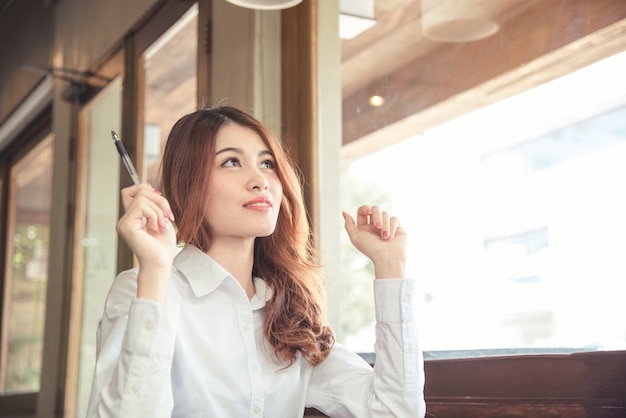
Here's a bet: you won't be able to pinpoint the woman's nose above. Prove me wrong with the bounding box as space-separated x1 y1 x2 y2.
247 169 269 190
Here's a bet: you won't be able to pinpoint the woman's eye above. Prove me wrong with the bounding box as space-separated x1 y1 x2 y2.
222 157 240 167
261 159 275 169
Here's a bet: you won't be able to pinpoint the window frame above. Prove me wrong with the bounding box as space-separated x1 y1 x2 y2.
423 350 626 417
0 109 52 417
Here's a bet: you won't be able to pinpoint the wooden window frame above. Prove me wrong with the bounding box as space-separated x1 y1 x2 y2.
425 350 626 417
0 110 52 417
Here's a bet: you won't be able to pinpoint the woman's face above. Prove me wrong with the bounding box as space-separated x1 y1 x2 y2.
204 123 283 242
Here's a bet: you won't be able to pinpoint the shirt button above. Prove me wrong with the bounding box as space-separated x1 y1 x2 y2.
407 346 415 354
144 321 154 331
250 363 259 372
253 406 261 415
243 324 251 332
130 384 140 394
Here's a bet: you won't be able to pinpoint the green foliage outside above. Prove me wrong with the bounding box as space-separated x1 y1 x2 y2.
4 223 49 394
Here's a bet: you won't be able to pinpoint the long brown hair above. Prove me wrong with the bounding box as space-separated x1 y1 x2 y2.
161 106 334 366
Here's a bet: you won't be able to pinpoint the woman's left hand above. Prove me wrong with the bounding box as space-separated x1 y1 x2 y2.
342 205 408 279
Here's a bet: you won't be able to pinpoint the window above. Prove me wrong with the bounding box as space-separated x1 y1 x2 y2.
70 78 123 417
337 0 626 356
67 3 199 415
141 4 198 187
1 134 54 393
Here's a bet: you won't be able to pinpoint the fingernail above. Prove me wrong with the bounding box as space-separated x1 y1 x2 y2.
167 210 175 221
382 230 389 239
153 188 162 195
375 220 382 228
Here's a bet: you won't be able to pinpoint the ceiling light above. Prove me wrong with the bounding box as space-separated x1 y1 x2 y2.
224 0 302 10
224 0 378 39
369 95 385 107
421 0 499 42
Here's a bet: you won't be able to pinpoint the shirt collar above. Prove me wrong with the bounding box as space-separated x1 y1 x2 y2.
173 245 272 309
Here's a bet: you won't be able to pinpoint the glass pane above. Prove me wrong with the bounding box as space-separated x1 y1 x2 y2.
338 0 626 356
1 134 54 394
72 6 198 413
142 4 198 187
73 78 122 417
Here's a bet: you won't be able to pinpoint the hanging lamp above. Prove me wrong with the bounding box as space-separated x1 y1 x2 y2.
224 0 303 10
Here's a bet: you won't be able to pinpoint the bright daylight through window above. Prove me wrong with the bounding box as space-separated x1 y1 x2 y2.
340 51 626 357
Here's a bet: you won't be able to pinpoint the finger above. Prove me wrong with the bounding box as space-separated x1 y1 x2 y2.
370 206 383 229
380 211 391 239
126 195 169 233
342 211 358 240
387 216 401 240
121 183 156 209
356 205 373 227
124 184 175 223
123 204 159 234
149 187 175 222
121 184 142 209
144 198 172 232
144 208 161 233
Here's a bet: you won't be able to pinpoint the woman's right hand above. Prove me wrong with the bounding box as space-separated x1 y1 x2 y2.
116 184 177 300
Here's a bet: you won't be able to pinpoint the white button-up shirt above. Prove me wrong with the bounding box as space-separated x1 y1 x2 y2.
86 245 425 417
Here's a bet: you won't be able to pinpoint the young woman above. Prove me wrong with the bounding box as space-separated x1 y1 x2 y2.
86 106 425 417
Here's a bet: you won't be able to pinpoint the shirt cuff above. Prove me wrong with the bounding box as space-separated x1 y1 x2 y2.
122 298 179 358
374 278 417 323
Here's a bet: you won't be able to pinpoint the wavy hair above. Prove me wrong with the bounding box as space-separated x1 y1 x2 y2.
160 106 334 366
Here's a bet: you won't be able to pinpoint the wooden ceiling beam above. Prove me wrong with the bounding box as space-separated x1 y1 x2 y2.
341 0 626 150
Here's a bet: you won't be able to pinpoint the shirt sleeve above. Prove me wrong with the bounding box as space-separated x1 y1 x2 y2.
85 269 180 418
306 278 426 418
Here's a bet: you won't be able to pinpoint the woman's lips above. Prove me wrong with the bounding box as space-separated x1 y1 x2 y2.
243 197 272 210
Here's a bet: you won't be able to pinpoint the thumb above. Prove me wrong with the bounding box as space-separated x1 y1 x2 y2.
342 211 358 239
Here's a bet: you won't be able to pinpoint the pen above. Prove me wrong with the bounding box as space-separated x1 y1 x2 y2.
111 130 141 185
